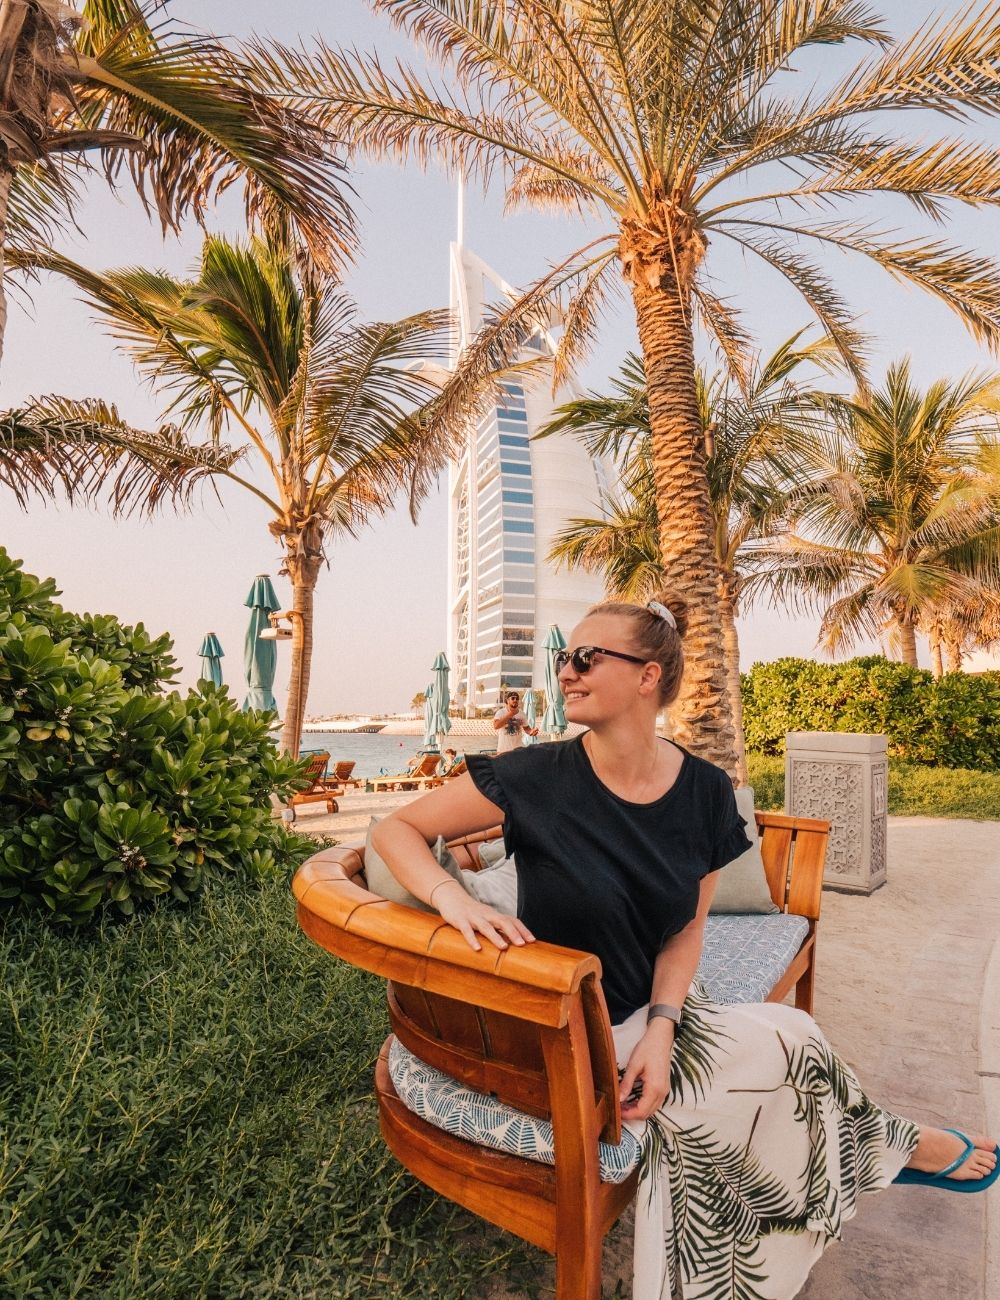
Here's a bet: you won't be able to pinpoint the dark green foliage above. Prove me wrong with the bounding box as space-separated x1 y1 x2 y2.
0 882 539 1297
746 755 1000 820
0 549 311 924
742 657 1000 771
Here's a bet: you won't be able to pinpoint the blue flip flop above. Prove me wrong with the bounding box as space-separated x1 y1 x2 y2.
894 1129 1000 1193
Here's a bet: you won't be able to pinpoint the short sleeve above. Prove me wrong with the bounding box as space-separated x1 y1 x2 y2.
708 778 752 874
466 752 510 818
493 708 507 721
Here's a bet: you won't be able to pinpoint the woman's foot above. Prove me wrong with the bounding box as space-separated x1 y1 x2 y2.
907 1128 998 1180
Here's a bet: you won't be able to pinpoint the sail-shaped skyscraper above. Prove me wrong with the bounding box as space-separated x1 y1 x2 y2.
448 241 610 713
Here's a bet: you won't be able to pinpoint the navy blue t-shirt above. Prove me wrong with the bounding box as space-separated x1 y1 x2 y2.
466 736 750 1024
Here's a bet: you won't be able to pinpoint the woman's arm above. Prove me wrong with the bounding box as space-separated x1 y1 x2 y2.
619 869 720 1121
370 773 534 953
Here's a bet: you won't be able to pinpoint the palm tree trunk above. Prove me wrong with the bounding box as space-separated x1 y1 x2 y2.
279 520 322 756
897 614 918 667
719 576 748 786
620 187 737 776
0 167 11 367
944 637 963 674
929 630 944 679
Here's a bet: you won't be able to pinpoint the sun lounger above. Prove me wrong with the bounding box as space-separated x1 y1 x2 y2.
332 760 363 790
370 753 443 792
287 752 344 819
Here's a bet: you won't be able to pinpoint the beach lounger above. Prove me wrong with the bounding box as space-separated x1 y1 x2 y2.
370 753 443 793
333 760 363 790
287 752 344 819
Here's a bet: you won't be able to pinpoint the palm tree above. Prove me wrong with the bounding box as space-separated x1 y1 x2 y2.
0 0 354 364
256 2 1000 776
543 334 835 780
1 234 455 755
743 360 1000 668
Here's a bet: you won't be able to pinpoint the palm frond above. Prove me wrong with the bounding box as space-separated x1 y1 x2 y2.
65 12 356 268
0 394 246 515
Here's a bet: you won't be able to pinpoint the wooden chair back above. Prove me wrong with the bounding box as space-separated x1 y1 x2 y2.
755 811 828 920
410 752 441 779
293 842 638 1298
333 760 356 782
295 751 331 793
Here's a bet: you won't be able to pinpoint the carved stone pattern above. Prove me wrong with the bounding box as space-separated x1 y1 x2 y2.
870 807 886 882
789 760 863 876
872 763 887 817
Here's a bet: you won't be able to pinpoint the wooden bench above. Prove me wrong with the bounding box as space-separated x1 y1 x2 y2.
292 811 830 1299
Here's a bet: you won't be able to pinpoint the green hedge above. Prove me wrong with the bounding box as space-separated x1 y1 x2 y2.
742 656 1000 771
0 549 312 925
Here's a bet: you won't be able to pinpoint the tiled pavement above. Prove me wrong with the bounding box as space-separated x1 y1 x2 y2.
301 808 1000 1298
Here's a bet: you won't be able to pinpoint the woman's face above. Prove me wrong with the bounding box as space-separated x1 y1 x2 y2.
559 613 658 725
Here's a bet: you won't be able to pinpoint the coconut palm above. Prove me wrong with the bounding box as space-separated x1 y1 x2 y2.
743 360 1000 668
254 1 1000 775
0 0 354 365
0 234 456 754
543 334 836 780
923 586 1000 675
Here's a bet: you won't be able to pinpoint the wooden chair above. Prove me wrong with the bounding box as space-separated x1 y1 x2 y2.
292 810 829 1298
440 757 467 780
333 760 363 790
287 752 343 819
370 752 443 792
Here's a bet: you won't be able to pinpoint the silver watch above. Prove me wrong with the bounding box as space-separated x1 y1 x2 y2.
646 1002 683 1026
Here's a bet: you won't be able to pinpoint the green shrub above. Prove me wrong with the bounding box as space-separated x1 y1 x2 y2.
0 549 312 924
746 755 1000 819
0 882 538 1297
742 656 1000 770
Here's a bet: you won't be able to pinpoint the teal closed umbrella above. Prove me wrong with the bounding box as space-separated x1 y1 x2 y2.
198 632 224 687
523 686 539 744
542 625 567 735
243 574 280 712
421 682 437 750
430 652 451 742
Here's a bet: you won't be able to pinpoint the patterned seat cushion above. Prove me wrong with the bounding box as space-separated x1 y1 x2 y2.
697 914 810 1003
386 1037 642 1184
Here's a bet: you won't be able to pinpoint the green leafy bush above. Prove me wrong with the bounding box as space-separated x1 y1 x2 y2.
742 656 1000 770
0 549 312 924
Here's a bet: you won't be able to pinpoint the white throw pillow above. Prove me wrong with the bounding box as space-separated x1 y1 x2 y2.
708 786 780 915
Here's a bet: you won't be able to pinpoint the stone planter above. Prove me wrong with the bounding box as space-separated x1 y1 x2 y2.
785 732 888 895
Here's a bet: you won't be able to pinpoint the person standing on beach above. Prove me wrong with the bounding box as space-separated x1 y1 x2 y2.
492 691 539 753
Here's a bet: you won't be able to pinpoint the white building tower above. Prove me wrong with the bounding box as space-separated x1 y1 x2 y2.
448 239 610 713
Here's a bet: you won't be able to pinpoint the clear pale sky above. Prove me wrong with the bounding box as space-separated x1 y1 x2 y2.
2 0 998 714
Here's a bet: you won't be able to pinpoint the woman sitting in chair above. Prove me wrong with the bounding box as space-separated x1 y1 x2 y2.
373 593 997 1300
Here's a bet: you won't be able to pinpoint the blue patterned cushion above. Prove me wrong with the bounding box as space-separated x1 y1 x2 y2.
387 1037 642 1184
696 914 810 1003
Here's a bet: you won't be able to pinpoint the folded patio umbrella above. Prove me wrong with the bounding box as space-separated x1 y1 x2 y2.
421 681 438 750
523 686 539 743
431 652 451 742
197 632 224 687
542 625 567 735
243 574 280 712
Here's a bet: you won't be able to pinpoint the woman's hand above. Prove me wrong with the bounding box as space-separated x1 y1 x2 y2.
619 1020 675 1121
434 880 534 952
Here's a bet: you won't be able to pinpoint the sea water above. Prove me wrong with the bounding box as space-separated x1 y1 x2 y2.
296 732 499 778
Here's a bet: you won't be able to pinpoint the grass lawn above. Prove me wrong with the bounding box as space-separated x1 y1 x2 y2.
746 755 1000 820
0 882 539 1299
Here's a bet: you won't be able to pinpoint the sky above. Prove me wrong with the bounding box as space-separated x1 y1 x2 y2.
2 0 998 715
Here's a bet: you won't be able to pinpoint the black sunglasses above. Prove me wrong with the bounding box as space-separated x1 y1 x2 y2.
554 645 647 675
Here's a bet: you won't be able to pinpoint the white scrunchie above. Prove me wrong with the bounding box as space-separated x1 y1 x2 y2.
646 600 677 629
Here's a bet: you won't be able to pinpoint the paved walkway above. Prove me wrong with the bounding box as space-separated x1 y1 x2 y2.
301 808 1000 1297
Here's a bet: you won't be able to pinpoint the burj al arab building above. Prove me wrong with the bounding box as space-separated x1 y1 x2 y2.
448 239 610 712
